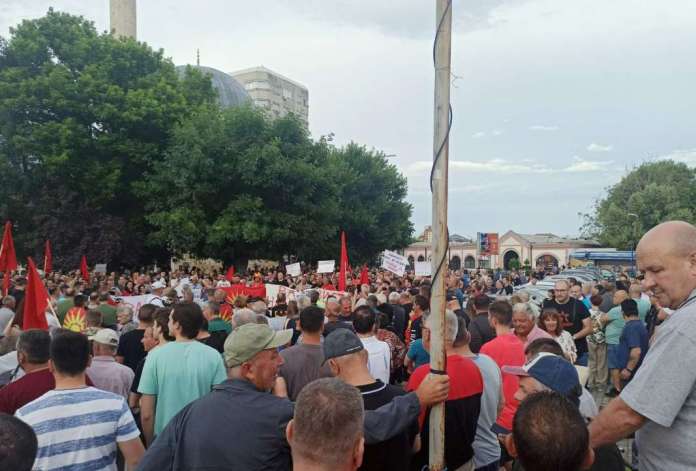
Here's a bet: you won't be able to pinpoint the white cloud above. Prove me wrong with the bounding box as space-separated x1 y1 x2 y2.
656 148 696 167
472 131 486 138
587 143 613 152
529 125 559 131
491 129 503 136
563 156 613 172
405 157 614 176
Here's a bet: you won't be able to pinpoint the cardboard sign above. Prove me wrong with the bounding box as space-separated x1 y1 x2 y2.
285 262 301 277
94 264 107 274
381 250 407 277
116 295 156 323
317 260 335 273
415 261 431 277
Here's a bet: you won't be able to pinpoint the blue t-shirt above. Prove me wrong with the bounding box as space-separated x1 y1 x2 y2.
407 339 430 369
619 319 649 380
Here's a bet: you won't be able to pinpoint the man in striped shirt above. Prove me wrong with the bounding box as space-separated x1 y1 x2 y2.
15 330 144 470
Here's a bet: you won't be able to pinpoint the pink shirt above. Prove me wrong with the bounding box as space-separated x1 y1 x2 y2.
86 356 135 399
524 324 553 348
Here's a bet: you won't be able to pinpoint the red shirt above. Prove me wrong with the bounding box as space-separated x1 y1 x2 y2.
480 333 525 430
0 369 94 415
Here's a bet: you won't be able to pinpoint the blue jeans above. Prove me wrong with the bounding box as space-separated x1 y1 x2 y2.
575 351 589 366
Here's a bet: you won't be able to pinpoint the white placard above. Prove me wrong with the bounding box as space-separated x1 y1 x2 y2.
286 262 301 277
94 263 107 274
317 260 336 273
381 250 407 277
415 261 431 277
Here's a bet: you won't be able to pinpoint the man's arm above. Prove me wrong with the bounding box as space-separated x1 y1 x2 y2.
621 347 642 380
128 391 141 410
140 394 156 446
588 397 646 448
118 437 145 468
573 318 593 340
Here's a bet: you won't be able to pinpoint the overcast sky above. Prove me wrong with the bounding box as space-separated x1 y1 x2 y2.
3 0 695 239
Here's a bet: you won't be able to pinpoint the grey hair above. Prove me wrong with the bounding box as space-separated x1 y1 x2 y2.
232 308 257 327
2 295 15 306
291 378 364 467
388 291 400 303
250 300 267 315
424 309 459 343
516 291 530 303
295 294 311 311
116 305 133 317
513 302 537 320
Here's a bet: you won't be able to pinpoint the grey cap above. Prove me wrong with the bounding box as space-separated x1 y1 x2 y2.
323 329 364 363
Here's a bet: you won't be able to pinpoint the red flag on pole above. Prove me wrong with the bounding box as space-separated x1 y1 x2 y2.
360 265 369 285
80 255 90 283
24 257 49 330
44 240 53 274
0 221 18 296
225 265 235 281
339 231 349 292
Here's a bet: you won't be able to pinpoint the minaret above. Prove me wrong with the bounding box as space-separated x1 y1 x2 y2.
110 0 137 39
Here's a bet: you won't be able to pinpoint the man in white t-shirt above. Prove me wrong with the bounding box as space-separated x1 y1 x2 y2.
353 306 390 384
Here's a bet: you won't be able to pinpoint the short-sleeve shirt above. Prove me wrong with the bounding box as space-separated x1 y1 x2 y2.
16 386 139 471
603 307 625 345
279 343 332 401
543 298 590 354
480 333 525 430
620 290 696 471
208 317 232 335
407 338 430 369
618 319 648 379
470 354 503 468
138 341 227 436
117 329 146 372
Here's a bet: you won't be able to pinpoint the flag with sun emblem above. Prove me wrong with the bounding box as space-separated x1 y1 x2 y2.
63 306 86 332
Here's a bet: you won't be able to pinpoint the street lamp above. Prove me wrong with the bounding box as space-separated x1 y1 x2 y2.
627 213 639 274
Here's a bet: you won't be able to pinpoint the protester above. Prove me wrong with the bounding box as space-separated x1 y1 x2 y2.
468 294 495 353
408 309 483 471
116 304 137 334
506 391 594 471
616 298 648 386
137 322 450 470
0 296 15 333
86 328 135 399
375 311 407 383
324 297 354 337
324 328 418 470
628 283 650 322
586 294 608 390
405 294 429 347
15 330 144 470
600 289 629 396
279 305 332 401
387 292 407 341
538 308 578 363
480 300 525 467
287 377 365 471
0 413 37 471
451 314 503 471
116 303 157 371
543 280 592 365
353 306 391 385
138 302 227 445
512 302 552 347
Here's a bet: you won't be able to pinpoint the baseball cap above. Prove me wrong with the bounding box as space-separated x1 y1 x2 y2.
323 329 364 364
89 328 119 347
151 280 166 290
223 323 292 368
502 352 580 398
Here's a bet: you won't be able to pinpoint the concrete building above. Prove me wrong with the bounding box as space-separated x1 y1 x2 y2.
230 66 308 127
110 0 137 39
403 226 600 270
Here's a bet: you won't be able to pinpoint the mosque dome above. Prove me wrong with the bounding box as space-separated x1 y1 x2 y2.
176 65 251 108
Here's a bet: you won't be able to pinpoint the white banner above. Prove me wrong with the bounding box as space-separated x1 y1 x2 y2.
381 250 407 277
115 295 156 323
317 260 335 273
415 261 431 276
285 262 301 277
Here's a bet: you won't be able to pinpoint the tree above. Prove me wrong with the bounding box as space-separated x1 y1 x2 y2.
0 10 215 268
144 107 413 265
581 160 696 249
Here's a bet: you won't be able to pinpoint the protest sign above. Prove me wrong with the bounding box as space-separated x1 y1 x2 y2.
265 284 299 307
317 260 335 273
286 262 301 277
415 261 431 277
116 294 156 323
94 263 107 274
381 250 407 277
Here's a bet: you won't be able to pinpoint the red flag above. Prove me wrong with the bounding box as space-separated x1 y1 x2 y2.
221 284 267 303
80 255 90 282
44 240 53 274
225 265 235 281
24 257 49 330
339 231 349 292
360 265 369 285
0 221 17 297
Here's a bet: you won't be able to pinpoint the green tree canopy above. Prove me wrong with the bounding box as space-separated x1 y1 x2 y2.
581 160 696 249
0 9 215 268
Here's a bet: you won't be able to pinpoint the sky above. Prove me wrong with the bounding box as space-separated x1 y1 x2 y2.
2 0 695 239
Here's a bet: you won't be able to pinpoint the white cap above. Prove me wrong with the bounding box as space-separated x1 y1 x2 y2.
151 280 166 290
89 328 119 347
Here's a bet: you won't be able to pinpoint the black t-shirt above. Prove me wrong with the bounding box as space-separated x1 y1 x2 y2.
131 355 147 394
357 381 418 471
468 313 495 353
543 298 590 355
197 331 226 353
117 329 146 372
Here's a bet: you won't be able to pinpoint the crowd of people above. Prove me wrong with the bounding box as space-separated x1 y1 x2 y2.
0 220 694 471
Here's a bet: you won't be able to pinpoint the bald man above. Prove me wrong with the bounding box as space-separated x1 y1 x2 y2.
589 221 696 471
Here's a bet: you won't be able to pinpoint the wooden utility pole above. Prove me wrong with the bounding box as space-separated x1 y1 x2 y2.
429 0 452 469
